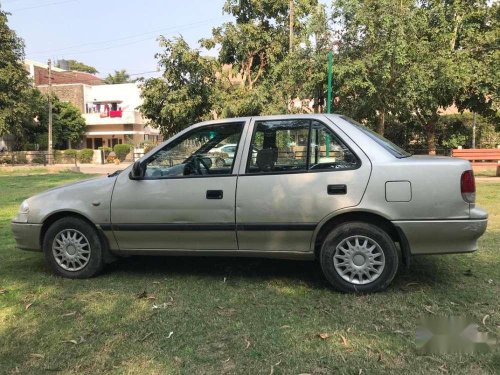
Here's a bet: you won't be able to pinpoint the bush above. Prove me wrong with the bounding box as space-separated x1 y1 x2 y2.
15 153 28 164
64 149 78 163
78 148 94 163
53 150 63 163
31 155 47 164
143 142 156 153
113 144 131 161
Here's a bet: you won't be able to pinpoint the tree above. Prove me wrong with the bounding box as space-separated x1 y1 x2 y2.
58 59 98 74
140 36 216 137
29 94 86 149
104 69 131 84
52 100 87 148
331 0 419 135
0 9 39 143
201 0 319 117
405 0 498 154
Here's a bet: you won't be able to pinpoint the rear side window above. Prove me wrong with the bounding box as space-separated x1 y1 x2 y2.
246 119 359 174
309 121 359 170
340 116 411 158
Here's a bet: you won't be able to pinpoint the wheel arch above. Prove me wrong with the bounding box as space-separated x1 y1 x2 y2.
40 211 114 261
312 210 411 267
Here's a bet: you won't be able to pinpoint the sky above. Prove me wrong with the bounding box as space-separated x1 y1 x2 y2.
1 0 234 78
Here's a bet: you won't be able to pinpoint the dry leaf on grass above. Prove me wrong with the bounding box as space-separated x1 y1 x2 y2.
463 269 473 277
30 353 44 359
318 333 332 340
280 325 291 329
0 289 7 295
61 311 76 317
424 305 435 314
482 315 490 325
151 302 174 309
25 302 34 310
339 334 348 346
136 290 148 299
167 331 173 339
245 338 251 349
139 332 153 342
61 340 78 345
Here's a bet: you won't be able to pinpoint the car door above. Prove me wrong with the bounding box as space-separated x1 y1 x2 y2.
235 116 371 252
110 120 248 251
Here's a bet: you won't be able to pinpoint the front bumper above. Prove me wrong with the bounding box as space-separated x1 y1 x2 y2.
11 222 42 251
393 212 488 255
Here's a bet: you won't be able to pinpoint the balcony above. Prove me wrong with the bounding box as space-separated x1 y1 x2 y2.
83 110 138 125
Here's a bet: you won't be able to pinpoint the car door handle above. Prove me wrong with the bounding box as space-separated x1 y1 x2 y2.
206 190 223 199
327 184 347 195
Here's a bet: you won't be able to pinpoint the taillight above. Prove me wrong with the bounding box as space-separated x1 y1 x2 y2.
460 170 476 203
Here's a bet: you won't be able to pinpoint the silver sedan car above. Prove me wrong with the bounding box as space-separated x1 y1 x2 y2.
11 114 488 293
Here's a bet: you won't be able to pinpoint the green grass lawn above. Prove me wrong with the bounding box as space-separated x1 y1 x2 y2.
0 173 498 374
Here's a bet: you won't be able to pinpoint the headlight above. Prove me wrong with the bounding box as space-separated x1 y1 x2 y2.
19 200 29 214
14 200 30 223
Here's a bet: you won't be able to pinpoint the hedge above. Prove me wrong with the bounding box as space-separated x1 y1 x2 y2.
78 148 94 163
113 144 131 161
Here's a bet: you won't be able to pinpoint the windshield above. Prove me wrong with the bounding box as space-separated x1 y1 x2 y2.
340 116 411 158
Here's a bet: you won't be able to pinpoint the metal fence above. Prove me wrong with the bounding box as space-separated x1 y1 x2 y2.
0 151 78 166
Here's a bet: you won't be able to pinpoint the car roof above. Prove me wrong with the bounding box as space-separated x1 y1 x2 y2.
194 113 342 127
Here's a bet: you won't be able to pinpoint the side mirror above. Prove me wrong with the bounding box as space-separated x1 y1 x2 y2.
129 161 145 180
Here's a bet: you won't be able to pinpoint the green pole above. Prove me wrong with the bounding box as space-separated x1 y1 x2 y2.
325 51 333 157
327 50 333 114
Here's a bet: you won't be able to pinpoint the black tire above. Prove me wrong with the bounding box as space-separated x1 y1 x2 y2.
43 217 104 278
320 222 398 293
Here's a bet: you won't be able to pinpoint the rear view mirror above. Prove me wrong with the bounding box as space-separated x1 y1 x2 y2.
129 161 145 180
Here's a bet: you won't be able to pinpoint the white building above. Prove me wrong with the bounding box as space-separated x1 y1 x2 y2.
82 83 160 149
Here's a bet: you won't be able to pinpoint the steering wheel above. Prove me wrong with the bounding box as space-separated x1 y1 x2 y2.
190 155 210 175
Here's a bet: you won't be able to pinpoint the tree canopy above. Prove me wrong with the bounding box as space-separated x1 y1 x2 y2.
0 9 37 141
104 69 132 84
58 59 98 74
139 37 216 137
111 1 500 152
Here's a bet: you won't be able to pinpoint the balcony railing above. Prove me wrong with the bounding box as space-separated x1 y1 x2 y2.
83 111 138 125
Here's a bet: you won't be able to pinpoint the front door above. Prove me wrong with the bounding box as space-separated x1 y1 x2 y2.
235 117 371 252
110 121 247 251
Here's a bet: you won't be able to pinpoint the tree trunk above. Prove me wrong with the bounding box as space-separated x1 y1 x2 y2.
425 121 437 155
376 110 385 135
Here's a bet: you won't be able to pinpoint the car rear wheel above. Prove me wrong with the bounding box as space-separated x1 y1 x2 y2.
320 222 398 293
43 217 104 278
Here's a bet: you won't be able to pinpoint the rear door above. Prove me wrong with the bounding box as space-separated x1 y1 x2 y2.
235 117 371 252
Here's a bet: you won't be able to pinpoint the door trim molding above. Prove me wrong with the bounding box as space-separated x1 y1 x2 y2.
100 222 317 232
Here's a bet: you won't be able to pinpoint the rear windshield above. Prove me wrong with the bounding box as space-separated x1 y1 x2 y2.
340 116 411 158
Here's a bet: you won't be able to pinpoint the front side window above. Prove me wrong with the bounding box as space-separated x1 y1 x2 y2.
247 120 310 174
144 122 244 179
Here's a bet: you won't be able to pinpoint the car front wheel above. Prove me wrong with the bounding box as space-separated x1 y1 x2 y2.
320 222 399 293
43 217 104 278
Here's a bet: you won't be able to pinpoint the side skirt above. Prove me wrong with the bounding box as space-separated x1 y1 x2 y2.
115 249 315 260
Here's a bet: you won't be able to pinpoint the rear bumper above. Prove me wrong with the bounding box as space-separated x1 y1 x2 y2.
393 212 488 255
11 222 42 252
